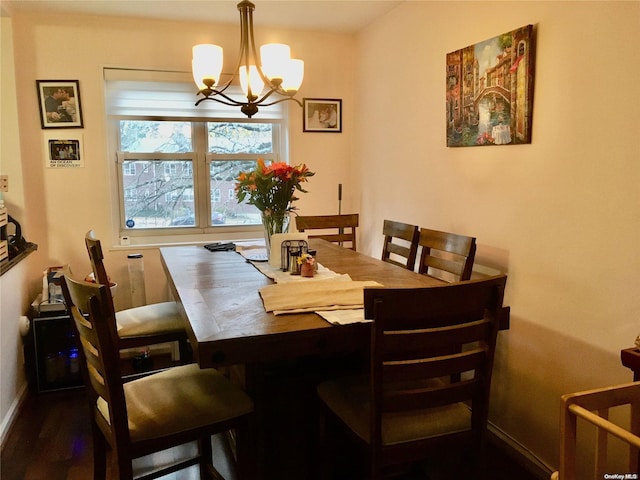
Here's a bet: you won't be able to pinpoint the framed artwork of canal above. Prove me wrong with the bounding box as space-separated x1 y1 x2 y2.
446 25 536 147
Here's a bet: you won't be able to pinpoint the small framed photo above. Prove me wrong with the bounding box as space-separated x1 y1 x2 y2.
43 132 84 168
303 98 342 132
36 80 84 129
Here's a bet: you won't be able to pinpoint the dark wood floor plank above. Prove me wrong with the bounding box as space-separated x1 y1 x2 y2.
2 388 539 480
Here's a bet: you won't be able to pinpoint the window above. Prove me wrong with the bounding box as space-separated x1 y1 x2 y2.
123 162 136 176
163 163 178 176
105 68 288 242
115 120 281 232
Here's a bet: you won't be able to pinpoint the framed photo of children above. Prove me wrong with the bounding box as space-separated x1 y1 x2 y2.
303 98 342 132
43 132 84 168
36 80 84 129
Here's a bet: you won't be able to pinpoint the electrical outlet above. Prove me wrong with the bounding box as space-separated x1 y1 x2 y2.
0 175 8 192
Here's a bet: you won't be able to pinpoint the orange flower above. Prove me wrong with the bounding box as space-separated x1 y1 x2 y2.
235 158 315 214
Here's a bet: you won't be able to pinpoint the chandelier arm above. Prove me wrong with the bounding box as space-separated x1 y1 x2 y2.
251 87 278 105
257 96 303 108
195 89 246 107
239 1 260 101
246 4 274 89
197 77 235 99
252 85 302 107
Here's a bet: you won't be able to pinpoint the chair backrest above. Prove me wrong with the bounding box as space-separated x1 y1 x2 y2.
363 275 507 470
553 381 640 480
295 214 359 251
60 275 129 451
381 220 419 270
417 227 476 282
85 230 111 287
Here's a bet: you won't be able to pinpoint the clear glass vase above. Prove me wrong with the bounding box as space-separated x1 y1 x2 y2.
261 211 290 258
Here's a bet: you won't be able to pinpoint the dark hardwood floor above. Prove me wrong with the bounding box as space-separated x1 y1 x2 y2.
1 388 541 480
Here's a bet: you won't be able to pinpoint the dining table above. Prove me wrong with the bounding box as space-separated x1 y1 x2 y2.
160 239 451 368
159 238 509 478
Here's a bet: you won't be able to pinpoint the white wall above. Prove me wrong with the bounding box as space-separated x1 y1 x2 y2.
354 1 640 473
0 13 43 445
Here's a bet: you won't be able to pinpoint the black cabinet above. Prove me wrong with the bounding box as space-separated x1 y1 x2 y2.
25 296 183 393
25 304 83 393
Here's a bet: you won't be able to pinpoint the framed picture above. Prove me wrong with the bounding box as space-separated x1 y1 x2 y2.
303 98 342 132
43 132 84 168
446 24 535 147
36 80 84 129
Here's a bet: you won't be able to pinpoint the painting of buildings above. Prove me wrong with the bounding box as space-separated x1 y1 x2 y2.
446 25 535 147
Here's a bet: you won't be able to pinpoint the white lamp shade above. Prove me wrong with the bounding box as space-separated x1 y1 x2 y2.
192 44 223 90
260 43 291 81
239 65 265 97
281 59 304 93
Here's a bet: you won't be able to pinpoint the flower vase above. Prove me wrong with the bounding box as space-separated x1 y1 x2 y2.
261 211 290 259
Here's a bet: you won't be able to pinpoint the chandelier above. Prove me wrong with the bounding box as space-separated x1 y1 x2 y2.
191 0 304 118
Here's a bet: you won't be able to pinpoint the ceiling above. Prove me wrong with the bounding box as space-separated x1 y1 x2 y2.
4 0 403 34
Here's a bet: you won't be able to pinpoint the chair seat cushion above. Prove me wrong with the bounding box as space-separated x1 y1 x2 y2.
317 375 471 446
116 302 185 337
97 364 253 442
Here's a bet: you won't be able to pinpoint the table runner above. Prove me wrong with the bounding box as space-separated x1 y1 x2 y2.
259 278 382 315
236 241 381 322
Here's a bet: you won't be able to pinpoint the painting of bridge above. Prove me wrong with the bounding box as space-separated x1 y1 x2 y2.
446 25 535 147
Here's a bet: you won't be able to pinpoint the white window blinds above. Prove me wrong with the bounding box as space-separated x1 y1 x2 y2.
104 67 285 120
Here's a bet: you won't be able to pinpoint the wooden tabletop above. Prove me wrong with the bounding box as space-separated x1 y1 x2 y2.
160 239 444 368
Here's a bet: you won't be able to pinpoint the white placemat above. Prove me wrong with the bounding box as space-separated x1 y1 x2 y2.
315 309 370 325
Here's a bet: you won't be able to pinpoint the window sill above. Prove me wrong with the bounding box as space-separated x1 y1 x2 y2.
117 225 265 248
110 234 264 251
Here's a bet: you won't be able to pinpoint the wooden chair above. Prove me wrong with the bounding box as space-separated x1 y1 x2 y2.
550 382 640 480
417 227 477 282
60 274 254 480
380 220 419 270
85 230 190 362
317 275 507 479
295 214 359 251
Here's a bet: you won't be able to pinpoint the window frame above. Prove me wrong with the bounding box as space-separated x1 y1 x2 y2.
108 115 288 244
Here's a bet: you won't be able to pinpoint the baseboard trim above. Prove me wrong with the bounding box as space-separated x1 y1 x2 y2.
0 382 29 449
488 421 555 480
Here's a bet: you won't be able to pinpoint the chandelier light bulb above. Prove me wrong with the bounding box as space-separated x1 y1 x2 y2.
192 44 223 90
239 65 265 98
281 59 304 93
260 43 291 82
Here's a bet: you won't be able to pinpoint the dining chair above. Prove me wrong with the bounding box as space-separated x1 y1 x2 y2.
60 274 254 480
316 275 507 480
380 219 419 270
85 230 191 363
551 381 640 480
417 227 477 282
295 213 359 251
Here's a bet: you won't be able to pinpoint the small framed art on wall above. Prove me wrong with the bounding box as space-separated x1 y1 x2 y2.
303 98 342 132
